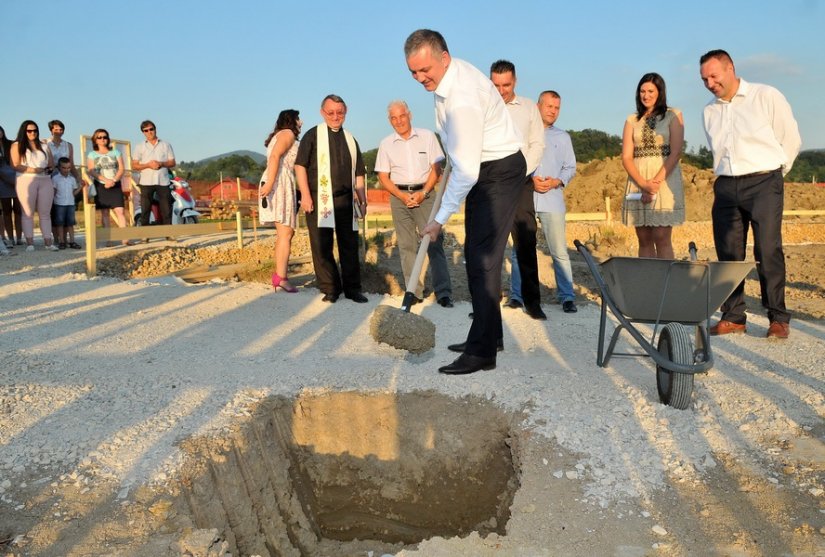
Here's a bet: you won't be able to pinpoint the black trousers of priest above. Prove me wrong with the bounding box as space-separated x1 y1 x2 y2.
463 151 526 359
305 191 362 297
510 175 541 310
711 169 789 324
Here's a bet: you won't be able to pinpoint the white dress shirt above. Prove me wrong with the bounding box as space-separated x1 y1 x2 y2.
433 57 522 224
703 78 801 177
505 94 545 175
133 139 175 185
375 127 444 184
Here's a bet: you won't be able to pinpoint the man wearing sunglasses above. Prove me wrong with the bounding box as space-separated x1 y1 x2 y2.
132 120 176 227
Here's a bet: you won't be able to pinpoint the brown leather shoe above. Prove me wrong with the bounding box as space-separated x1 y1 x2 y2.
766 321 790 339
710 320 747 336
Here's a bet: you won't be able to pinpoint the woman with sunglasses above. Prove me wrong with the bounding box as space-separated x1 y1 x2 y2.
10 121 57 251
86 128 129 243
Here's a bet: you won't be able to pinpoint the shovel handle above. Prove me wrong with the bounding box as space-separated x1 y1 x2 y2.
403 163 449 290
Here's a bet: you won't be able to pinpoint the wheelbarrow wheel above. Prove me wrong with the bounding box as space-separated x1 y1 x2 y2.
656 323 694 410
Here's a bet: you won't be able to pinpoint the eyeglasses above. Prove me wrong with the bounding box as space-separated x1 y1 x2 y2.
96 136 109 140
142 127 155 132
26 129 38 134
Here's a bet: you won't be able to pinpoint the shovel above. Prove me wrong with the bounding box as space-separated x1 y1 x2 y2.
400 164 448 311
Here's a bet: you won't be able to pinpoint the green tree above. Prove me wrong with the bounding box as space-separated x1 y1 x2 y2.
569 129 622 162
362 148 378 187
682 145 713 169
786 149 825 182
187 154 265 184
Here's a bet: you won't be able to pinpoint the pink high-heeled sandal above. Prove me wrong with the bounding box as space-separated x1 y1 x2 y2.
272 273 298 293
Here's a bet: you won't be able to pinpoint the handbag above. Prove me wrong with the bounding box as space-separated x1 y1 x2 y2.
87 182 97 197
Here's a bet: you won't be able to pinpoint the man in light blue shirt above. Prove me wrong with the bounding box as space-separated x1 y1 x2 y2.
533 91 577 313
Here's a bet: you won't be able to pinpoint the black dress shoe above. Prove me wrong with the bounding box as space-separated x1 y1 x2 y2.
524 305 547 320
437 296 454 308
438 353 496 375
345 292 368 303
503 298 523 309
448 340 503 353
563 300 578 313
321 293 339 303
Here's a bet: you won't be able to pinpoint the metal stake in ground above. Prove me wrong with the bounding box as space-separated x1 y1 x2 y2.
369 165 449 353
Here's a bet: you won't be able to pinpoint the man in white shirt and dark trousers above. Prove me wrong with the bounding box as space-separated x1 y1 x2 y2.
375 100 454 308
490 60 546 320
132 120 176 227
700 49 801 339
405 29 526 375
533 90 578 313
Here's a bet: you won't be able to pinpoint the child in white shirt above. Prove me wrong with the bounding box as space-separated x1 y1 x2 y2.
52 157 83 249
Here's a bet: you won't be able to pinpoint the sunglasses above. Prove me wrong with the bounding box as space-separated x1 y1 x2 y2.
26 129 38 133
96 136 109 140
142 127 155 132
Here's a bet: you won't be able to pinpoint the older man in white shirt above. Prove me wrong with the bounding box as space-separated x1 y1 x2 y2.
405 29 525 375
375 100 453 308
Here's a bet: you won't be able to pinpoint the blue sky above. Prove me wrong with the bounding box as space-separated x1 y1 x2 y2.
3 0 822 163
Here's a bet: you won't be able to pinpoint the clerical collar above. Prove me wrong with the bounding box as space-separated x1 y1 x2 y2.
329 127 341 132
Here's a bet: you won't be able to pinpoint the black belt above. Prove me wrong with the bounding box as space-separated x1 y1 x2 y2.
721 168 780 179
396 183 424 191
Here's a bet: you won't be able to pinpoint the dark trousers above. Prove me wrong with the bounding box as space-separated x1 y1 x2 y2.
464 151 526 358
712 169 788 324
511 175 541 309
306 191 361 296
139 184 172 225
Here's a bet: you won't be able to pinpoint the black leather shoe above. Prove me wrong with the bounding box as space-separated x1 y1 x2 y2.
345 292 368 303
438 353 496 375
563 301 578 313
524 305 547 320
503 298 523 309
321 293 339 303
448 340 503 353
437 296 454 308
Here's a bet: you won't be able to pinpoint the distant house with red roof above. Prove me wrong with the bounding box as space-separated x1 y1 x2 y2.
206 178 258 201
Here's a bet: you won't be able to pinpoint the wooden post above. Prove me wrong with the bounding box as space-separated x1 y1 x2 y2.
236 177 243 249
605 196 612 224
79 134 96 277
251 207 257 245
122 140 134 226
84 177 97 277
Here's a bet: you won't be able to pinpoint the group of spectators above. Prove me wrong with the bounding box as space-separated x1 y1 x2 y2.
0 119 176 253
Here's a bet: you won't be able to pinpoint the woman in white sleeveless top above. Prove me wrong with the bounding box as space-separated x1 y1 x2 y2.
10 121 57 251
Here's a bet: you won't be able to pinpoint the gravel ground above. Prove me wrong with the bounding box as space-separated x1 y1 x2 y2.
1 226 824 556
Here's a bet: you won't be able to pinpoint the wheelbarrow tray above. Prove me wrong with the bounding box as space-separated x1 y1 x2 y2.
600 256 753 325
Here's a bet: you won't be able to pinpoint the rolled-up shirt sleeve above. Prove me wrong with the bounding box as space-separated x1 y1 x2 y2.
436 104 484 224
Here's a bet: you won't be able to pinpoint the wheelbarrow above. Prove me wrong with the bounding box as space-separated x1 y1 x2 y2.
574 240 753 410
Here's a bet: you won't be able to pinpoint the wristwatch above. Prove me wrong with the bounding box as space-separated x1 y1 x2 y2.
423 190 431 199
